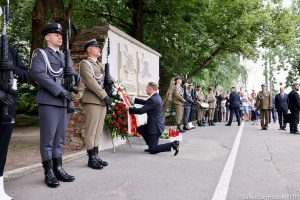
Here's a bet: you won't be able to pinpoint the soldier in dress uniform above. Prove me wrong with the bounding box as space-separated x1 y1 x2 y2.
206 88 216 126
173 76 186 132
31 23 81 188
256 83 272 130
196 85 206 127
0 47 29 200
78 39 112 170
187 83 196 129
183 81 194 130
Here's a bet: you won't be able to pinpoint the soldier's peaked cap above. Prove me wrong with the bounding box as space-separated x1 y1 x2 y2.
41 23 62 36
84 39 101 51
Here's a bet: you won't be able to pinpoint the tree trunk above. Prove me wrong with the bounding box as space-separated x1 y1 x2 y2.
30 0 74 87
129 0 144 42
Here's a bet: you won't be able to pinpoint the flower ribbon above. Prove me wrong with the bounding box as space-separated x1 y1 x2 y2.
117 87 139 136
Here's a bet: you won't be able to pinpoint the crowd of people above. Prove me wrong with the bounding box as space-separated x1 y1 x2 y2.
172 77 300 134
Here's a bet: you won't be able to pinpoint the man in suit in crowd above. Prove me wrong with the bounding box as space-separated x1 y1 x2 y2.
0 46 29 200
31 23 81 188
173 76 186 132
79 39 112 170
275 87 288 130
256 83 272 130
288 83 300 134
125 82 179 156
226 87 241 126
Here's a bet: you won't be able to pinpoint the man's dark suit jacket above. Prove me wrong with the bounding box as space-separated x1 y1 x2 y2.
288 90 300 111
229 91 240 108
129 92 165 135
275 93 288 111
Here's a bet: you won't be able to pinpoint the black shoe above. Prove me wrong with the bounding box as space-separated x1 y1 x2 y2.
87 150 103 170
211 121 215 126
183 123 191 130
225 123 231 126
294 131 300 134
177 124 185 133
42 160 60 188
172 140 180 156
53 157 75 182
282 128 286 131
144 149 150 152
238 123 240 126
197 121 202 126
93 147 108 166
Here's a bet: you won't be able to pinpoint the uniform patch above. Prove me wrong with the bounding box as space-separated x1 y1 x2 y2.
33 53 37 57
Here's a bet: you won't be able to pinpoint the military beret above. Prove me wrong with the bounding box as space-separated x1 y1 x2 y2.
41 23 62 36
261 83 267 87
174 76 181 81
84 39 101 51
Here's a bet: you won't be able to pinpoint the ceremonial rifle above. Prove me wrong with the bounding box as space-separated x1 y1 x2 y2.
0 0 15 124
63 18 78 114
104 38 114 114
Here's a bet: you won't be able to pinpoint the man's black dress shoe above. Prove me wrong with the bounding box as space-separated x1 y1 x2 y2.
172 140 180 156
225 124 231 126
144 149 150 152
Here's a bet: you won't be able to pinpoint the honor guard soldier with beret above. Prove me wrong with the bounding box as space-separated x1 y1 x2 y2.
31 22 81 188
79 39 112 170
196 85 206 127
256 83 272 130
173 76 186 132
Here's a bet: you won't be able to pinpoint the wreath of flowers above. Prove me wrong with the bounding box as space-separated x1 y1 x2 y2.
105 82 130 139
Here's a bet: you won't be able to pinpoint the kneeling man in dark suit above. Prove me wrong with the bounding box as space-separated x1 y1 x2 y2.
125 82 179 156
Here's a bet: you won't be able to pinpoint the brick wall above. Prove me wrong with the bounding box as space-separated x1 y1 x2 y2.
64 22 109 150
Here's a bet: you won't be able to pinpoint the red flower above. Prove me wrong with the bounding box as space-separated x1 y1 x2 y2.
121 129 126 133
113 114 117 119
123 127 128 131
118 103 123 107
124 114 128 118
110 120 114 125
123 121 127 126
115 123 120 128
114 106 119 110
118 119 123 123
122 106 127 111
117 111 122 115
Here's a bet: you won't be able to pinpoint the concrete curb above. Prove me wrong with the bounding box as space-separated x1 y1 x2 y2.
4 150 87 181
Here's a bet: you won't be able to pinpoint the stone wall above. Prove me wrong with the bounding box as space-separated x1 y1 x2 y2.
64 23 109 150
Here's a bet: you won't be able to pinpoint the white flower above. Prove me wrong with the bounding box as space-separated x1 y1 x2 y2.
111 102 115 106
112 91 117 96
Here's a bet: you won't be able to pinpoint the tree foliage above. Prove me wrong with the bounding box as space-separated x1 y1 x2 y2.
3 0 298 114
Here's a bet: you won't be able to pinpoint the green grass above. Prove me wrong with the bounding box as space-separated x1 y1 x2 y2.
9 143 36 152
14 114 39 127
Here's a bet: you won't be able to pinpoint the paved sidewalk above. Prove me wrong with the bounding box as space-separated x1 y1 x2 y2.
4 121 300 200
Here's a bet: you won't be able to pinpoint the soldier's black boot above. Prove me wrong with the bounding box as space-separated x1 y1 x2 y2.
93 147 108 167
42 160 59 188
87 149 103 170
53 157 75 182
177 124 185 133
183 123 191 130
197 120 202 126
208 120 211 126
211 120 215 126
